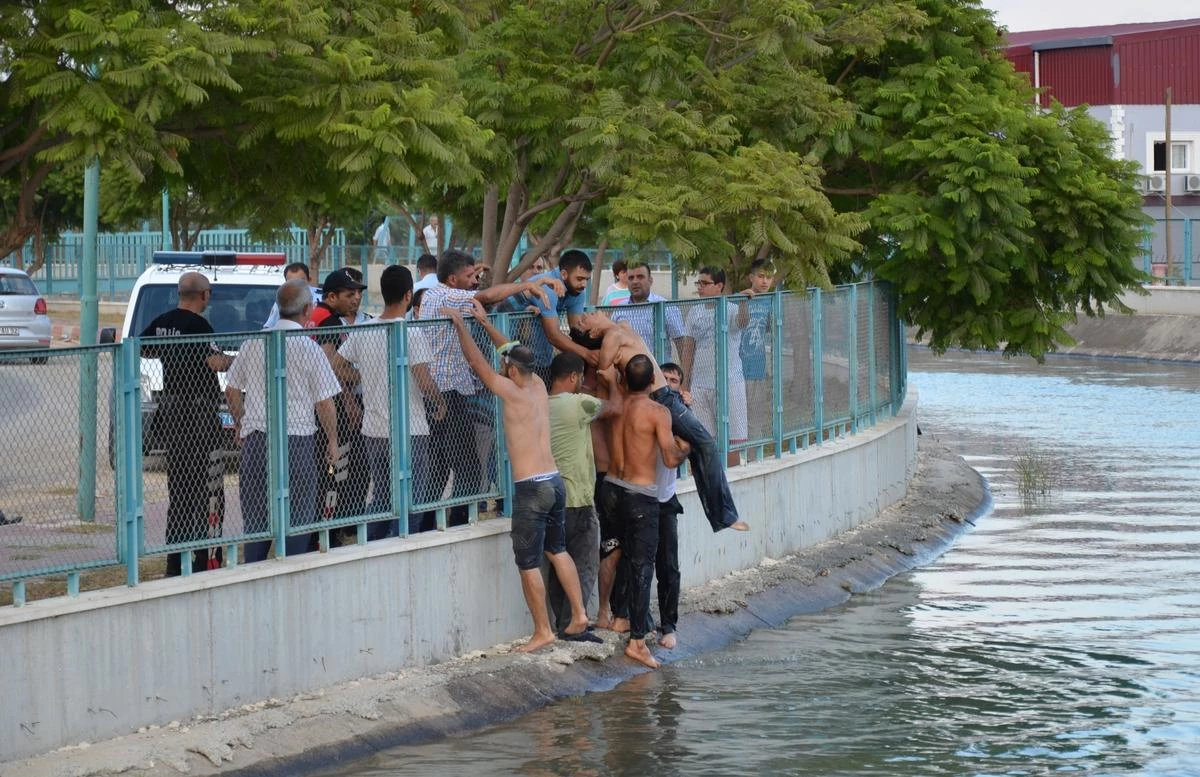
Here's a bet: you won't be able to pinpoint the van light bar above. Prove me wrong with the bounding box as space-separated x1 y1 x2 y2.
152 251 287 266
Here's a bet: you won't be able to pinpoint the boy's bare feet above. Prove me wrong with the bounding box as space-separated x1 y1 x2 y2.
730 520 750 531
658 632 677 649
611 617 630 634
625 639 660 669
517 630 557 653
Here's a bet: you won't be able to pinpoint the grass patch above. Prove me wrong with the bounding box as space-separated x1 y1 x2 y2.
2 556 167 606
1015 447 1061 502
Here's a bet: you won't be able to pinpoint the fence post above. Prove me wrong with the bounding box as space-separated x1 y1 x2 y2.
811 288 824 443
848 285 859 435
118 338 145 586
388 320 411 535
772 289 784 458
266 330 291 557
715 297 730 461
1186 219 1194 286
866 282 878 427
653 301 668 365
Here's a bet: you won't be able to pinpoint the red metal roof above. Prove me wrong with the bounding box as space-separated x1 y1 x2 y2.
1004 18 1200 48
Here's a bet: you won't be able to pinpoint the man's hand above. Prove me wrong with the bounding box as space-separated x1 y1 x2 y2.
680 388 693 406
429 395 448 422
537 276 567 298
469 298 489 322
674 436 691 457
326 439 340 469
739 288 757 299
521 280 553 308
581 350 599 368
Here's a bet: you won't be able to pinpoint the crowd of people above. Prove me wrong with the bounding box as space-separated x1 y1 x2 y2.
146 248 775 665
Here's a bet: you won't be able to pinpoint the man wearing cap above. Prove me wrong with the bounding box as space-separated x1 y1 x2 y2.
312 268 371 525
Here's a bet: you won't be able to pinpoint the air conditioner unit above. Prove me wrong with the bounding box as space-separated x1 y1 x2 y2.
1186 173 1200 193
1148 173 1167 193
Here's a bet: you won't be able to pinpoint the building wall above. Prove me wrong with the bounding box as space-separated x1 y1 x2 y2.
0 398 919 763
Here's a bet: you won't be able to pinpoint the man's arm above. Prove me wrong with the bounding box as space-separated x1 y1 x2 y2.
654 406 690 468
442 306 517 399
475 276 565 308
315 397 339 467
466 299 510 349
678 337 696 391
413 363 447 421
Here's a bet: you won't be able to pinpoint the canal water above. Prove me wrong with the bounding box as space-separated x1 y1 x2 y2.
325 351 1200 777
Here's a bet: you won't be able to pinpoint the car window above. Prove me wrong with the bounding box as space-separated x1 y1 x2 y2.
0 274 38 295
129 283 281 336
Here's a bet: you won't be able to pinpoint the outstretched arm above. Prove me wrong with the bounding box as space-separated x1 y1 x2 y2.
443 306 514 398
466 299 510 349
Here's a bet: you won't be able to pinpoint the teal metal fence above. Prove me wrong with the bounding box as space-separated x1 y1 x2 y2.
1142 217 1197 285
0 282 904 605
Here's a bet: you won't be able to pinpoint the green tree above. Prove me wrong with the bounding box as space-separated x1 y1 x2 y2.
822 0 1148 358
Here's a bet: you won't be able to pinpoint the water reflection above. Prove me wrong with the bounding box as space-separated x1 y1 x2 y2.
323 352 1200 777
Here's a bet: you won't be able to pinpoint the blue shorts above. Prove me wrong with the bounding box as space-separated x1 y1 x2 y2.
511 474 567 570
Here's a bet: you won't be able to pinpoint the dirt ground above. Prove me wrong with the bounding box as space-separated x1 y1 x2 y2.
2 438 987 777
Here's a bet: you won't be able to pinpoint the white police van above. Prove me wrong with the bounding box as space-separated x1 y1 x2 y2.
103 251 292 465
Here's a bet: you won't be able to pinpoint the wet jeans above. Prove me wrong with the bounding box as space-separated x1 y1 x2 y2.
616 485 660 641
650 386 740 532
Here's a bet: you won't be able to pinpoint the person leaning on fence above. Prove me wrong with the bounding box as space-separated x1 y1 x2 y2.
507 249 599 378
608 261 692 368
140 271 233 577
225 279 341 563
418 249 566 526
443 300 599 652
262 262 322 329
332 265 447 538
741 260 775 446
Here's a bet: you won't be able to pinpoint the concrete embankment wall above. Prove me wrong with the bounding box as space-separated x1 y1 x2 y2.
1060 286 1200 362
0 398 917 764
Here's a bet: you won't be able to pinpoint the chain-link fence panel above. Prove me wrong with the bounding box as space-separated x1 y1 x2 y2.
0 346 119 583
738 292 776 449
819 287 852 434
407 315 501 526
138 330 270 574
873 284 897 415
781 291 816 441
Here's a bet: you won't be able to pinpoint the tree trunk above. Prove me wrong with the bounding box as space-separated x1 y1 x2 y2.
588 238 609 304
26 227 47 276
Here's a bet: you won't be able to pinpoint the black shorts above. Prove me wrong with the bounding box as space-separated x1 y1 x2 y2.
597 477 623 558
510 475 567 571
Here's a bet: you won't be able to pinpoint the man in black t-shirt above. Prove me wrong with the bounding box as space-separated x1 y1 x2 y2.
140 272 233 576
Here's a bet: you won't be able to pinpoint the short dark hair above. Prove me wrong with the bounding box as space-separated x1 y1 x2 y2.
569 327 604 351
698 265 726 288
550 352 586 382
749 259 772 275
416 253 438 273
411 288 427 316
660 361 683 380
503 344 536 375
437 249 475 283
559 249 592 274
612 258 628 275
284 262 311 281
626 260 651 276
380 264 413 306
625 354 654 391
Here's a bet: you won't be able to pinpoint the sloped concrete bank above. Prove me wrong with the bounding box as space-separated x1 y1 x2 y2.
3 441 987 777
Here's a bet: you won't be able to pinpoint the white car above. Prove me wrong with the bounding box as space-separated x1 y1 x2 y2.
104 251 291 463
0 267 52 363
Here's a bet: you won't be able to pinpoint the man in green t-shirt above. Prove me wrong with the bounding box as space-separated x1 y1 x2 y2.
545 352 612 631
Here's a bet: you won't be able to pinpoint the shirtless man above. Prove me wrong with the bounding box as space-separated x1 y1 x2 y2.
610 354 690 669
444 301 596 652
577 312 750 534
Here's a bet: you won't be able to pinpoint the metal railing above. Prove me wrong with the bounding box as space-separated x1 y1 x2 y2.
0 282 905 605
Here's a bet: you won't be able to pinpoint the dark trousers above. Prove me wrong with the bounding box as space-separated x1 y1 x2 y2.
546 506 600 633
651 387 740 532
656 496 683 635
316 395 368 521
618 486 660 641
427 391 483 526
161 399 224 576
240 432 319 563
364 434 434 539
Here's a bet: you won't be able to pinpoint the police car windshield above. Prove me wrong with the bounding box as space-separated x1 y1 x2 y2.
130 284 280 336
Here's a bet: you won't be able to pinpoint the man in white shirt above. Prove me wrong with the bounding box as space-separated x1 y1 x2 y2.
422 216 440 255
226 279 341 563
682 266 751 464
372 218 391 261
334 265 447 538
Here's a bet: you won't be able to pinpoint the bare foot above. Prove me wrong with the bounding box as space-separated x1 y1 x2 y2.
730 520 750 531
658 632 677 649
625 639 660 669
611 617 630 634
516 631 557 653
595 612 614 630
561 616 591 638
